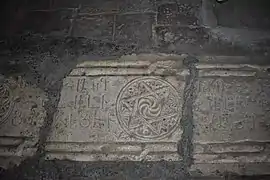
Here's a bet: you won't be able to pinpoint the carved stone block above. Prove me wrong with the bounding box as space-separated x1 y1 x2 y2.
192 58 270 177
46 54 187 161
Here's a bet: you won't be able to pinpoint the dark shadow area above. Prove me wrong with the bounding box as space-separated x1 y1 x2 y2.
214 0 270 30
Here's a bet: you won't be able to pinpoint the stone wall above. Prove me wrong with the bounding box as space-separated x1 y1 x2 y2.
2 0 206 49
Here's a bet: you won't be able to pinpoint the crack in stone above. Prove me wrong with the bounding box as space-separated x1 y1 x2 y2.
177 55 199 177
36 86 62 156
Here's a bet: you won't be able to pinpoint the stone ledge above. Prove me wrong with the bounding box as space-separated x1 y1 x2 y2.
45 142 180 161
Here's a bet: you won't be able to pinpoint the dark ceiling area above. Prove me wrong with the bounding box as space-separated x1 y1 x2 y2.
1 0 270 38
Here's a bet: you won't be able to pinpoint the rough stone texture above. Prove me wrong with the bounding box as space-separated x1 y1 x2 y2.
115 14 154 47
0 77 47 169
152 0 202 47
74 15 114 41
118 0 154 12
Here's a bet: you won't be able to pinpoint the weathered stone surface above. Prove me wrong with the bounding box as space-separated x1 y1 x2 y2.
191 58 270 176
115 14 153 46
157 2 179 25
74 15 114 40
117 0 154 13
194 78 270 142
79 0 118 14
154 26 206 45
0 77 47 169
46 54 187 161
156 0 199 26
176 3 199 26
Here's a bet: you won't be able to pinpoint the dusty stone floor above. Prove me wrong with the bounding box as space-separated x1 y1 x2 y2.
0 0 270 180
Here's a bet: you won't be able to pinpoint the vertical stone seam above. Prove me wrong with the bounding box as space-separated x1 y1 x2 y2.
177 56 199 176
36 84 63 156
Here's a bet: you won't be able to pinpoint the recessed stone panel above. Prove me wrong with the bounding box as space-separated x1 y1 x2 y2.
46 55 186 161
192 59 270 176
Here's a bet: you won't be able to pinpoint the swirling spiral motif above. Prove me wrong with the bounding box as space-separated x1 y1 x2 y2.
0 83 14 124
116 77 181 140
138 95 161 119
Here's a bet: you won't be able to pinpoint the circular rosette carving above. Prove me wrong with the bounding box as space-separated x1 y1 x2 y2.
116 77 181 140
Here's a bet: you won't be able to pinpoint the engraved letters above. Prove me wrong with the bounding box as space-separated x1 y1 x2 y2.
74 94 106 109
62 77 110 132
197 79 270 134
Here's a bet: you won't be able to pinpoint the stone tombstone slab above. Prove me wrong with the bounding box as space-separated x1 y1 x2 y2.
192 56 270 177
0 77 47 169
46 54 187 161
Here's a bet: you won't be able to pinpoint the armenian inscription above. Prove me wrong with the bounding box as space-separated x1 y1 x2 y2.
194 78 270 142
116 77 181 140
